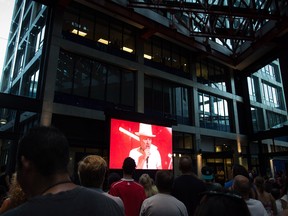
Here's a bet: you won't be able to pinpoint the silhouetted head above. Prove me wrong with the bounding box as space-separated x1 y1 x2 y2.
195 191 250 216
155 170 173 193
122 157 136 175
179 156 193 174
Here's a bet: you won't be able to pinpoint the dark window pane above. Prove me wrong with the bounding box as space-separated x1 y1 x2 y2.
73 57 92 97
56 51 74 94
121 69 134 107
90 62 106 101
106 66 120 104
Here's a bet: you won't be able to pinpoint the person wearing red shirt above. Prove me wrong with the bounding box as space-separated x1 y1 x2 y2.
109 157 146 216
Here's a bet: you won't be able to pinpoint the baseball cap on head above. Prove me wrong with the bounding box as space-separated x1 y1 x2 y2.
201 166 214 180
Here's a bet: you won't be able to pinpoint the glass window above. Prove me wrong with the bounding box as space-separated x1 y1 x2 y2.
162 41 171 67
184 133 193 149
11 81 20 95
78 11 94 40
262 82 280 108
63 10 79 35
173 131 194 150
123 27 135 54
163 82 171 114
152 38 162 63
266 111 287 129
173 131 184 149
121 69 135 107
90 62 106 101
56 50 135 109
247 76 256 101
199 92 230 132
144 40 152 60
20 67 39 98
35 26 46 53
153 79 163 113
180 54 189 73
251 107 265 132
106 65 120 104
73 57 92 97
171 44 180 69
110 20 122 49
95 15 109 45
13 50 25 79
144 76 192 125
56 51 75 94
144 77 153 111
197 60 229 92
0 108 17 132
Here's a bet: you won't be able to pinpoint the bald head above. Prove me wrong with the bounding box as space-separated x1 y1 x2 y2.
233 175 251 198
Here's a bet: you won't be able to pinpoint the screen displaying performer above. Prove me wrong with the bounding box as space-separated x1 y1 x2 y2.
109 118 173 170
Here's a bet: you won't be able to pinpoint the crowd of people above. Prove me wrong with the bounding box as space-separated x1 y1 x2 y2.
0 125 288 216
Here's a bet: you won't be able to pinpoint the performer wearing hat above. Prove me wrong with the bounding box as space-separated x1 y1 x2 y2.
129 123 162 169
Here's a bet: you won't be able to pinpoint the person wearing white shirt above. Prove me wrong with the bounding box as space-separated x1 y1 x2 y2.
233 175 268 216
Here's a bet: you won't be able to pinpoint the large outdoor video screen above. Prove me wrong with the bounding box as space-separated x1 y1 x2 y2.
109 118 173 170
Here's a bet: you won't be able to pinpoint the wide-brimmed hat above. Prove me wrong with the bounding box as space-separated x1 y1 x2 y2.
135 123 156 137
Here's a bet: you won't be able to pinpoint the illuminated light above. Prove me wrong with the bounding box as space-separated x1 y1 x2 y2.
179 154 182 157
173 153 176 157
144 54 152 60
122 46 133 53
98 38 110 45
197 154 202 177
71 29 87 37
0 119 7 125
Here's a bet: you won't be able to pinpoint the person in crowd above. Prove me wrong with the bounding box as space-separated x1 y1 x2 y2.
224 164 250 189
0 173 27 214
282 208 288 216
254 176 277 216
171 156 206 216
271 186 285 216
1 126 124 216
194 190 251 216
280 182 288 210
201 166 222 192
0 165 9 193
233 175 268 216
129 123 162 169
139 173 158 198
140 170 188 216
0 185 7 207
77 155 125 213
109 157 146 216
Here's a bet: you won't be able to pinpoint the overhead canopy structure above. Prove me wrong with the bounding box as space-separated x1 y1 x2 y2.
127 0 288 69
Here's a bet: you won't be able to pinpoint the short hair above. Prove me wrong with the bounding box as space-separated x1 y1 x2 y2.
155 170 173 193
233 175 251 197
179 156 193 173
122 157 136 175
254 176 265 192
195 191 250 216
78 155 107 188
17 126 69 176
139 173 153 188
